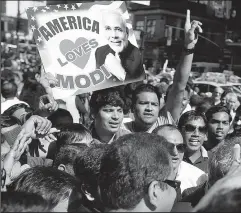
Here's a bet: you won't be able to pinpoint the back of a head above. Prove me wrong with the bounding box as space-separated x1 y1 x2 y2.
48 108 73 127
3 59 13 68
89 87 125 115
1 191 50 212
53 143 89 174
74 144 106 190
1 81 18 99
189 94 204 108
99 133 172 211
55 123 93 150
196 188 241 212
8 166 81 211
208 135 241 187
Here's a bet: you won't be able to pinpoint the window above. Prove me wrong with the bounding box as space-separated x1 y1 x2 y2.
136 20 144 31
147 20 156 37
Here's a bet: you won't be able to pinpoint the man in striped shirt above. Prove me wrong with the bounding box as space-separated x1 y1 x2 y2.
124 10 203 133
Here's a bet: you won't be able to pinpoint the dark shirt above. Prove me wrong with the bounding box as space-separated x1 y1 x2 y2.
183 149 209 173
95 41 144 81
181 181 208 207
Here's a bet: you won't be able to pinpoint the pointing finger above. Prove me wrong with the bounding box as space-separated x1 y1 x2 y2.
185 9 190 26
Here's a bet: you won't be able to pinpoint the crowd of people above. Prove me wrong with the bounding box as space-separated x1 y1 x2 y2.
1 9 241 212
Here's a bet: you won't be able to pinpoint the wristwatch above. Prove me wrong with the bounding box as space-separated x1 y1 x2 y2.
183 47 195 54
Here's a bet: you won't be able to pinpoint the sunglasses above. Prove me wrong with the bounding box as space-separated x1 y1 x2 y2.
175 144 187 153
184 124 207 135
162 179 181 190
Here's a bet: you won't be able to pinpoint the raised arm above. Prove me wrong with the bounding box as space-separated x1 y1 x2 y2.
165 10 203 123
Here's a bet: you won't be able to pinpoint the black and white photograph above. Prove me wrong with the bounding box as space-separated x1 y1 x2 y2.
1 0 241 212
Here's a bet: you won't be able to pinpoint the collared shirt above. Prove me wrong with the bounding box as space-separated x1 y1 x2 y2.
183 146 209 173
123 106 176 133
90 123 131 144
176 161 208 193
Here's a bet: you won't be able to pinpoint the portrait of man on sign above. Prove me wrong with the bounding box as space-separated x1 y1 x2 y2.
95 10 145 82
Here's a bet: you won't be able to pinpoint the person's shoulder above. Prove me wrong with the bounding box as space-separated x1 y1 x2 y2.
120 127 132 135
95 44 110 53
122 121 134 132
180 161 205 174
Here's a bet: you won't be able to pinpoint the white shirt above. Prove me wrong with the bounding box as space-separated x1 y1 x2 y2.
1 97 29 113
182 104 192 115
176 161 208 193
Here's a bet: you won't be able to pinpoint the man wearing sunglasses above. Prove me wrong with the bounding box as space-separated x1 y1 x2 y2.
153 125 207 193
98 133 179 212
178 110 209 173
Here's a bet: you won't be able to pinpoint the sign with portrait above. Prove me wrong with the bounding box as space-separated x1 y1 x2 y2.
26 1 145 99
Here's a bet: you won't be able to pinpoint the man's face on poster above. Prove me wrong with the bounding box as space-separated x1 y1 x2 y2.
103 13 129 53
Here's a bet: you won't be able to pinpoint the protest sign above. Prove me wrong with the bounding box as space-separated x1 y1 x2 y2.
26 1 145 99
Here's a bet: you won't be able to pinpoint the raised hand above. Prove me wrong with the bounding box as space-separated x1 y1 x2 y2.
20 115 53 139
184 9 203 49
36 69 58 96
37 94 58 117
3 133 32 177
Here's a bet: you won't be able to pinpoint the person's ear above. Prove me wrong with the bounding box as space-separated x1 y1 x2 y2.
204 133 208 141
58 164 66 172
81 184 95 201
35 73 41 81
147 180 161 209
126 27 129 37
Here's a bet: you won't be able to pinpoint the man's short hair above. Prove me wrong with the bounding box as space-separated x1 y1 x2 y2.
205 105 232 123
178 110 208 130
132 84 161 106
99 133 172 210
164 84 192 103
53 143 89 169
1 81 18 99
55 123 92 149
74 144 106 191
8 166 82 211
1 191 50 212
89 88 125 115
208 135 241 187
189 94 204 107
48 109 73 127
196 188 241 212
101 9 127 30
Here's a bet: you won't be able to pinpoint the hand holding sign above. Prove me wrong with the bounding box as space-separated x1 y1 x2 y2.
184 9 203 49
105 53 126 81
38 94 58 117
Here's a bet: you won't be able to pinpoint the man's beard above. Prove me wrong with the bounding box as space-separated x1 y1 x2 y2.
109 40 128 53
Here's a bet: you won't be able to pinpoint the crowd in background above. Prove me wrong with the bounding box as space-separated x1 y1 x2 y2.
1 9 241 213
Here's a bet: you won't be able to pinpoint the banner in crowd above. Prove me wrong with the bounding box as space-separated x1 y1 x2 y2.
26 1 145 99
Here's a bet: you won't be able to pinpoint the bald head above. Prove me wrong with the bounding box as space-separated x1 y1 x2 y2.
212 87 223 102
